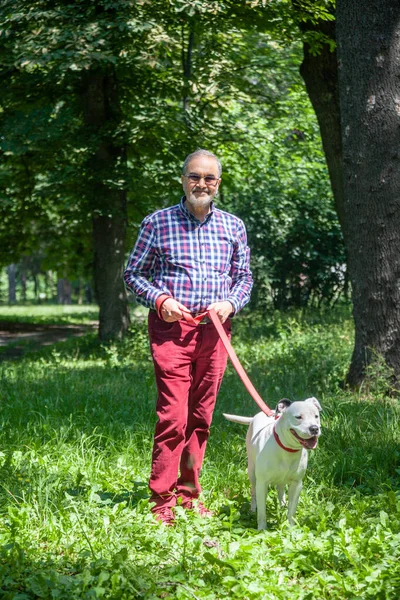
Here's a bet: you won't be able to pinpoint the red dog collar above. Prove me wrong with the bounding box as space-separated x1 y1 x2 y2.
273 426 300 453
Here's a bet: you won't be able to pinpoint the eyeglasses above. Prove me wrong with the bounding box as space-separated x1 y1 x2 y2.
183 174 220 186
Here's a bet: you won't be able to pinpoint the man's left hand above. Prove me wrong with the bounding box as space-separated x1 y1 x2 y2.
207 301 234 324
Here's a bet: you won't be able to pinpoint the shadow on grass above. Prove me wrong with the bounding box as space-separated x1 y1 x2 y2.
0 541 233 599
65 482 150 507
1 335 399 499
0 324 98 362
2 310 399 598
1 319 399 506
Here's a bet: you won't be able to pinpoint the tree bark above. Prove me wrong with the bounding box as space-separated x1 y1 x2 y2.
83 70 130 341
7 264 16 304
20 270 27 302
92 205 129 340
182 26 194 114
336 0 400 386
298 20 344 228
57 278 72 305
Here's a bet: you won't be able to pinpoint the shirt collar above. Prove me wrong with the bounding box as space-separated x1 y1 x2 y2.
180 196 214 225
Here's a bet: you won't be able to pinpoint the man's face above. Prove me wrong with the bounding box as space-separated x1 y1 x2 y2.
181 155 221 214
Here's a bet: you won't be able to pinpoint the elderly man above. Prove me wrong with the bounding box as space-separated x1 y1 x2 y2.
124 149 253 525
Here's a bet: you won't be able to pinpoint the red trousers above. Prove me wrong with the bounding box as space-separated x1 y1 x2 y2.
148 311 230 508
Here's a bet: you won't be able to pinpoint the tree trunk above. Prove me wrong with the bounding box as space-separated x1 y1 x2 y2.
33 274 39 301
57 279 64 304
46 270 55 301
57 278 72 305
85 283 93 304
92 207 129 340
182 26 194 115
21 270 27 302
7 264 16 304
336 0 400 387
83 70 130 341
77 277 83 305
298 20 345 228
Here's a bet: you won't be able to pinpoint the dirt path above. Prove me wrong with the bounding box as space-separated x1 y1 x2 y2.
0 321 98 360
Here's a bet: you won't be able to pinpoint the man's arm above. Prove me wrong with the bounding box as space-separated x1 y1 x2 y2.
124 217 168 309
226 218 253 313
207 218 253 323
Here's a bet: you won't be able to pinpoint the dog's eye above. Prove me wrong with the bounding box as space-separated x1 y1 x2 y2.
295 415 302 420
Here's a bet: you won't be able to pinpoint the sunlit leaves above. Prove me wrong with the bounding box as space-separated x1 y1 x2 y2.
0 0 341 307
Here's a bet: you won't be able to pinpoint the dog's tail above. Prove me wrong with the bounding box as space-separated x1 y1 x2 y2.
223 413 253 425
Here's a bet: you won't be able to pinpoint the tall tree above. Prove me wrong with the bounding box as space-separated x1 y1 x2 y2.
81 61 130 340
336 0 400 386
295 13 344 228
1 0 345 330
7 264 16 304
0 0 142 339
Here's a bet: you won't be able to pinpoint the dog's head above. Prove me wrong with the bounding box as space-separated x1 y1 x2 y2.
275 397 322 450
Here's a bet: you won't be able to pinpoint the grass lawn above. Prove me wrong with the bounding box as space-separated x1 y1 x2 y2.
0 305 399 599
0 304 100 325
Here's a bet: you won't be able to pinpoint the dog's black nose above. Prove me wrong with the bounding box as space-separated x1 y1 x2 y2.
309 425 319 435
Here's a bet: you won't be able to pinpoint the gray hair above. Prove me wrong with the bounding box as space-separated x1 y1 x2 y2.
182 149 222 177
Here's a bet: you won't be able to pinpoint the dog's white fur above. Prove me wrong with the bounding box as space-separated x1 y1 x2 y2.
223 397 322 530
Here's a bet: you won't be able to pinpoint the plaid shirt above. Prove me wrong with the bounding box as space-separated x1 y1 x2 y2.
124 198 253 314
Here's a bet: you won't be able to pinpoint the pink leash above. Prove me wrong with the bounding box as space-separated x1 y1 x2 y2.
181 308 274 418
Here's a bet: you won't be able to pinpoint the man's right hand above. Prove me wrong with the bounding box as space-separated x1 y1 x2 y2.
160 298 189 322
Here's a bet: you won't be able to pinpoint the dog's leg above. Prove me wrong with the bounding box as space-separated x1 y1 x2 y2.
287 480 302 525
250 488 257 512
277 484 286 507
248 459 257 512
256 480 269 530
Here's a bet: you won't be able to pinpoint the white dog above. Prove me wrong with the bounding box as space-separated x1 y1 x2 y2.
223 397 322 529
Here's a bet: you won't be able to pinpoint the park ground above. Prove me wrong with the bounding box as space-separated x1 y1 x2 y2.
0 304 399 599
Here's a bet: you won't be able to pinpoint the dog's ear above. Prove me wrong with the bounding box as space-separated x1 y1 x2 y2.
275 398 292 416
305 397 323 412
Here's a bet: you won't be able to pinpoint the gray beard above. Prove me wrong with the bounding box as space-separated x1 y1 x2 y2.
187 192 212 211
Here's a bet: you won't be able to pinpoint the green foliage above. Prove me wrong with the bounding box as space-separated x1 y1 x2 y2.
0 0 344 309
220 66 345 309
359 350 399 400
230 306 352 397
0 306 400 598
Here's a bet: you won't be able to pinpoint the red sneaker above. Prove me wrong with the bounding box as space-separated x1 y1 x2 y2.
152 506 175 526
183 500 214 517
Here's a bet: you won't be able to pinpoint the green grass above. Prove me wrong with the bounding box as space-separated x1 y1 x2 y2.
0 305 400 599
0 304 100 325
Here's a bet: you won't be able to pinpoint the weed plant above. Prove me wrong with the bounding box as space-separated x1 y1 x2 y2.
0 306 399 598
